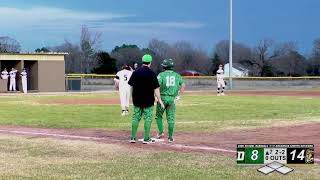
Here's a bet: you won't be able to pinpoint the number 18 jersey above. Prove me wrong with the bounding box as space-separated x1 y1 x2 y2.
157 70 184 97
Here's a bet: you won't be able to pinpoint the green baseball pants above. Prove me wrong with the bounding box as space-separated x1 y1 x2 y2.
156 96 176 139
131 106 154 141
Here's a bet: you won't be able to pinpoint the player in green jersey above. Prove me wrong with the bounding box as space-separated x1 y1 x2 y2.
155 59 185 143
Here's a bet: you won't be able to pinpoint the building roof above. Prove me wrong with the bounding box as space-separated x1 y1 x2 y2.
225 63 249 72
0 52 67 61
0 52 68 55
233 63 249 72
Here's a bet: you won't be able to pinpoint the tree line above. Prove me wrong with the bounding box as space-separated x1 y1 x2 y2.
1 27 320 76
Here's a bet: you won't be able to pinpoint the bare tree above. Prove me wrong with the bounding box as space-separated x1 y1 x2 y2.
250 39 274 76
268 41 304 76
214 40 230 63
53 26 102 73
111 45 143 70
148 39 173 59
80 25 102 73
148 39 177 73
253 39 274 64
0 36 21 53
312 38 320 57
271 41 298 58
148 39 211 74
307 39 320 75
214 40 252 64
52 40 81 73
172 41 211 74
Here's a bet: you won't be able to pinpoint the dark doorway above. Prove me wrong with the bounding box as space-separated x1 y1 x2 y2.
0 60 21 91
1 60 21 71
24 61 38 91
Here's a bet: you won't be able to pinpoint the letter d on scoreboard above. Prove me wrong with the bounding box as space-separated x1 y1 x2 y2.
237 148 245 164
237 145 265 164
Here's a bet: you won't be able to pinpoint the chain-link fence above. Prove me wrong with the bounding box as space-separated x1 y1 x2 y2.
66 74 320 91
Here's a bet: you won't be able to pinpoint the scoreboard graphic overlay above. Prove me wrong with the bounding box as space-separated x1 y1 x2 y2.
237 144 314 165
237 144 314 175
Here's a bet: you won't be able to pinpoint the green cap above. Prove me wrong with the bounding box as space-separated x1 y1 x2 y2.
161 59 174 69
142 54 153 63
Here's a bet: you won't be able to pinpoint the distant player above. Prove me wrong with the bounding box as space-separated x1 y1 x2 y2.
155 59 185 143
1 68 8 79
216 64 226 96
20 68 27 94
9 68 18 91
114 65 133 116
20 68 28 94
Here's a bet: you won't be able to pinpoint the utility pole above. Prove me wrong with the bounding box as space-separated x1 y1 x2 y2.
229 0 233 89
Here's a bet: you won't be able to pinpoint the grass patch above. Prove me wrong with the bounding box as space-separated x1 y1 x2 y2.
0 135 318 179
0 94 319 132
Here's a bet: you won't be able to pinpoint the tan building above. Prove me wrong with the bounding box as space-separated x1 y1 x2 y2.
0 52 67 92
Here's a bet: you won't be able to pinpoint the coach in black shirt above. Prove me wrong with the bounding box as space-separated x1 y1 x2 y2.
128 54 164 144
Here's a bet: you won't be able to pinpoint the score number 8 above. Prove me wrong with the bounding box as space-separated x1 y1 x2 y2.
251 150 259 161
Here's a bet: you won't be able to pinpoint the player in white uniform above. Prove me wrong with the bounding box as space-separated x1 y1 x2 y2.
1 68 8 79
20 68 27 94
216 64 226 96
114 65 133 116
9 68 18 91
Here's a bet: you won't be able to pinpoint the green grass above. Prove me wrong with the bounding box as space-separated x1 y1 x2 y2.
0 135 318 180
0 93 319 179
0 94 319 131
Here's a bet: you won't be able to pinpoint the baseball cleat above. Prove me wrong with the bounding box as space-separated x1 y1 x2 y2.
221 93 225 96
125 110 129 116
121 110 126 116
129 138 136 143
156 133 164 139
142 138 156 144
168 138 174 143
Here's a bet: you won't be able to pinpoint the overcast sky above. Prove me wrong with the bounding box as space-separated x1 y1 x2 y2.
0 0 319 54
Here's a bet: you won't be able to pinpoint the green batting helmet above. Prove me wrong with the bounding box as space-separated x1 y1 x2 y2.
142 54 153 63
161 59 174 69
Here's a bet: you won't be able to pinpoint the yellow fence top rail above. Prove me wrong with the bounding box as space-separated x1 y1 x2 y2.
67 74 115 77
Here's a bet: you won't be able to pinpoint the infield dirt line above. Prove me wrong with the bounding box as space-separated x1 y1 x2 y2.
0 129 236 153
0 128 318 163
0 129 235 152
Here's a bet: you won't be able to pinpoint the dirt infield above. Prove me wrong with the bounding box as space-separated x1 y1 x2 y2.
0 123 318 162
44 98 124 105
175 123 320 156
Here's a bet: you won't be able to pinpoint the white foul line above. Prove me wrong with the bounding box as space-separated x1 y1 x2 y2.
168 143 236 153
0 129 318 163
0 129 115 141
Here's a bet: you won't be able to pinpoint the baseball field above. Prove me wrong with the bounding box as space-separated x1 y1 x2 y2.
0 91 319 179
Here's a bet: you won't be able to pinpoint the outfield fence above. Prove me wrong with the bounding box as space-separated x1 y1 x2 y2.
65 74 320 91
